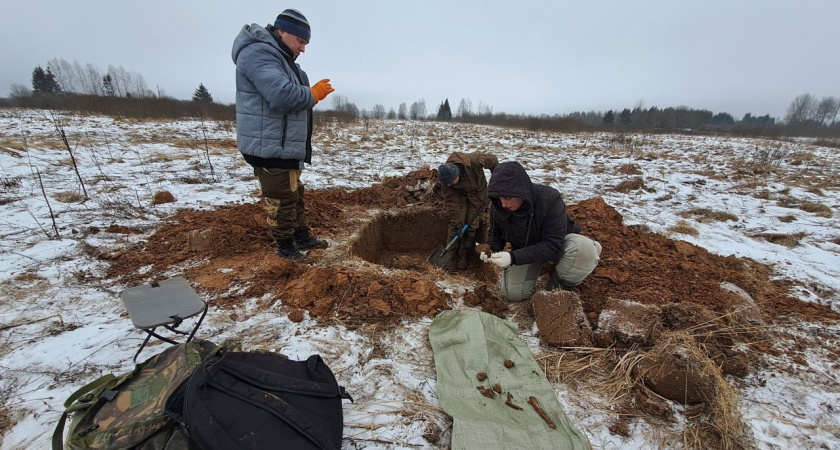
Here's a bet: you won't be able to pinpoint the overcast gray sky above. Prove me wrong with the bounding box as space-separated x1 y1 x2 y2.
1 0 838 120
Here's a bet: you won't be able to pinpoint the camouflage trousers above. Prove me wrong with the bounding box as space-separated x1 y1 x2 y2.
254 167 309 241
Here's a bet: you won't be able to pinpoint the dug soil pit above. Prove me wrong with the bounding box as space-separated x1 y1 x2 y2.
97 170 840 447
350 206 492 278
102 171 839 357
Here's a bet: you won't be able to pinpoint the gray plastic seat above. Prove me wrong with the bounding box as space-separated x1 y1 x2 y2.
120 277 207 362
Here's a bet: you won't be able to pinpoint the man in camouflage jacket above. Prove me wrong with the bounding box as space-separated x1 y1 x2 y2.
437 152 498 271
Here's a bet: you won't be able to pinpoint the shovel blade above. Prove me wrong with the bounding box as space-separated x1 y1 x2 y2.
427 246 453 268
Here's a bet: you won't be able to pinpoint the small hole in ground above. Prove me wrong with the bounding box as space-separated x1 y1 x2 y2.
350 207 492 277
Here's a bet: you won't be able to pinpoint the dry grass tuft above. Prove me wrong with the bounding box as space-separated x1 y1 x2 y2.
613 177 644 193
668 221 699 236
799 202 833 218
52 191 86 203
657 333 753 450
679 208 738 223
616 163 642 175
753 232 807 248
0 407 11 437
813 138 840 149
778 215 796 223
539 321 760 449
752 190 772 200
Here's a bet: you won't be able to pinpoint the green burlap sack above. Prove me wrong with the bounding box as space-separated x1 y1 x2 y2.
429 310 590 450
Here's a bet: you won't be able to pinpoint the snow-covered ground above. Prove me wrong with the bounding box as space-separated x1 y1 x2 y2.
1 108 839 449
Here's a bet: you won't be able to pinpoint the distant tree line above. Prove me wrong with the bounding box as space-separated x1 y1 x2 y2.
784 94 839 130
2 58 230 120
8 58 218 104
4 59 838 137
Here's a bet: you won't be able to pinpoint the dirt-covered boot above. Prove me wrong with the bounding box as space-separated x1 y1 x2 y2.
293 229 329 250
444 241 462 273
276 238 306 261
456 235 475 271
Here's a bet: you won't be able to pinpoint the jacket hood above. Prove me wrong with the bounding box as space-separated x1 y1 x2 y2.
487 161 535 209
232 23 280 64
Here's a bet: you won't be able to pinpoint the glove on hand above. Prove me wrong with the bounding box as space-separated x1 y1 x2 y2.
311 79 334 104
488 252 512 269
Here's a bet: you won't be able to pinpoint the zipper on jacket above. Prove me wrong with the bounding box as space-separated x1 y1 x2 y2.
281 116 288 148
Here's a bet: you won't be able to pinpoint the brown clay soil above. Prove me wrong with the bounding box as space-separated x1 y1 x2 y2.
102 168 839 345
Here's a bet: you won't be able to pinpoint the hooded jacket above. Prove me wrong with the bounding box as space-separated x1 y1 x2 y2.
232 23 315 169
441 152 498 213
487 161 581 265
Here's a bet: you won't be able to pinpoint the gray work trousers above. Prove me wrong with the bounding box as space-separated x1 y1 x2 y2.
499 233 602 302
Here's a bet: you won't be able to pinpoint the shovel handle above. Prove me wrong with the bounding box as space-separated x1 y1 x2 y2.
442 200 490 253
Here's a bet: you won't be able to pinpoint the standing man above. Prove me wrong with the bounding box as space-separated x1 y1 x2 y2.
232 9 335 260
481 161 602 301
438 152 498 271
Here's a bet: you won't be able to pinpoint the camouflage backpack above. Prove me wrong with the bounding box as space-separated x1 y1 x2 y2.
52 340 217 450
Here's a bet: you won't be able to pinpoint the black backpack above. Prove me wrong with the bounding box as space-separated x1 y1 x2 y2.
165 348 353 450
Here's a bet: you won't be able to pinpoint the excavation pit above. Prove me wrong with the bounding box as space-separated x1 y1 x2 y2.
350 207 491 275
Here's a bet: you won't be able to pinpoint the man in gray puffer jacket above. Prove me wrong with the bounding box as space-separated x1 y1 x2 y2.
481 161 602 301
232 8 335 260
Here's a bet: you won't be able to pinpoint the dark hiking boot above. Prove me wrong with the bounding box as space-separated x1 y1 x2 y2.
277 238 306 261
444 241 463 273
446 261 465 273
545 274 576 292
454 248 468 271
457 235 475 272
294 230 329 250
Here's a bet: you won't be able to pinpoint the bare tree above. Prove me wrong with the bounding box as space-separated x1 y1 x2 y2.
332 95 360 117
47 58 76 93
82 63 103 96
371 104 386 119
457 98 472 118
8 84 31 98
398 102 407 120
409 99 426 120
785 93 817 124
815 96 839 125
127 71 151 98
107 65 129 97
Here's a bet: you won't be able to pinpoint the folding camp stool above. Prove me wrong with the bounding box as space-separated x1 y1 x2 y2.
120 277 208 362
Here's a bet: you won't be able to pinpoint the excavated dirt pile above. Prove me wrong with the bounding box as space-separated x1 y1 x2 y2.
102 170 838 380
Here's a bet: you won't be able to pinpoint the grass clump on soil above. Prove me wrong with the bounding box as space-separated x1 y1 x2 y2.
538 329 755 450
679 208 739 223
798 201 833 218
668 221 699 236
0 407 11 438
616 163 642 175
612 177 645 193
753 232 808 248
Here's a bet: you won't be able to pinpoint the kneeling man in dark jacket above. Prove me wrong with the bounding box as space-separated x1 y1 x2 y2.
481 161 602 301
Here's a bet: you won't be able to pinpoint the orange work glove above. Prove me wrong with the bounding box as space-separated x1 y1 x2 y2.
310 79 334 104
